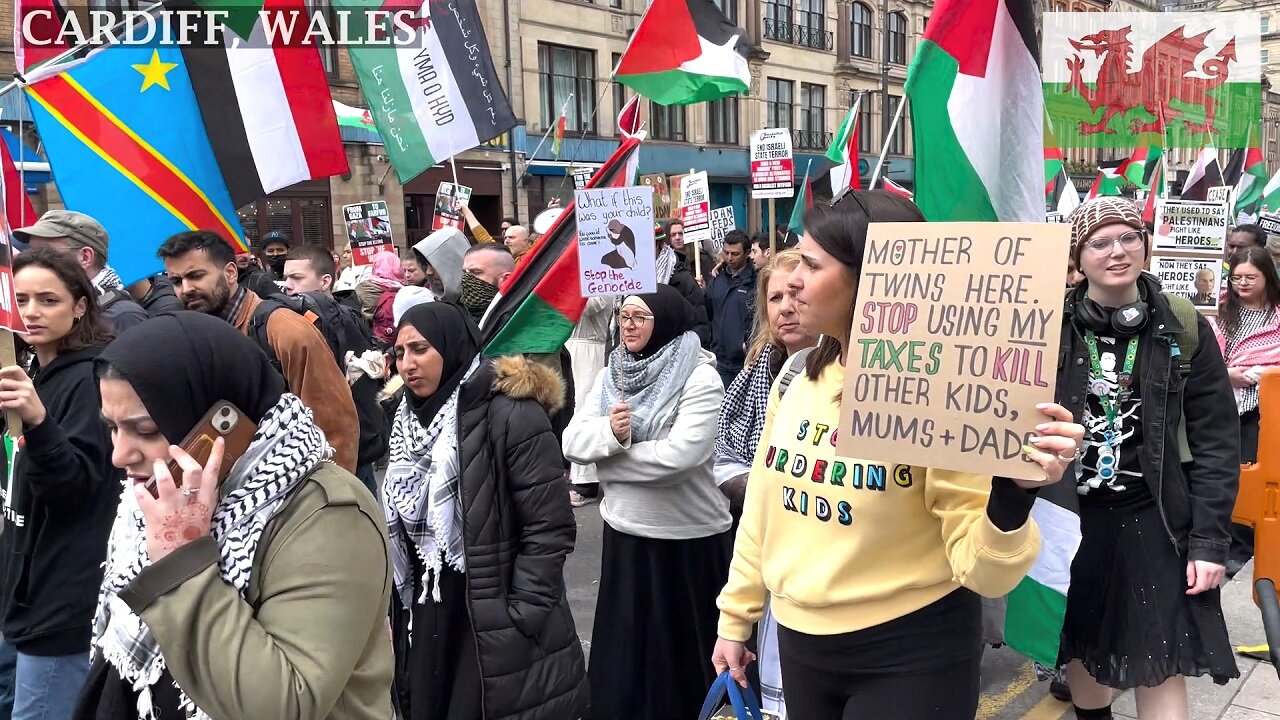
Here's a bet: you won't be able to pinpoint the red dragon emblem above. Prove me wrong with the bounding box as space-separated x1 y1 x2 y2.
1064 25 1236 136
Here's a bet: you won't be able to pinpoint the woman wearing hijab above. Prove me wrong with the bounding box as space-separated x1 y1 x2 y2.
0 249 117 720
387 302 585 720
79 312 394 720
563 285 732 720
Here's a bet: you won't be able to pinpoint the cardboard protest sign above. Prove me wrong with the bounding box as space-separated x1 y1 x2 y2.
680 171 712 247
571 166 595 190
1150 255 1223 311
1046 211 1066 223
343 201 395 266
1153 199 1229 254
1258 212 1280 237
1207 186 1232 206
431 182 472 231
836 223 1070 481
641 174 671 218
708 207 736 255
750 128 795 200
575 186 657 297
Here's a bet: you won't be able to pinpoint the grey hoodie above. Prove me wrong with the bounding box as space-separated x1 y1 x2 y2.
412 227 469 302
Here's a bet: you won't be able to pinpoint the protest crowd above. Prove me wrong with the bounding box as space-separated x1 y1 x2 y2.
0 1 1278 720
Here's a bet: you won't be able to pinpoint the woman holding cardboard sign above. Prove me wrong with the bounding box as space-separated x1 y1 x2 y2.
1057 197 1239 720
712 190 1085 720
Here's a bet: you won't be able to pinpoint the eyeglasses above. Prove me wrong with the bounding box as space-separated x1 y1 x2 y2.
1083 231 1145 254
618 313 653 328
1229 275 1261 286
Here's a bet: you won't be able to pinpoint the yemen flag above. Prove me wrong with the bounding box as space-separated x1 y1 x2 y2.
335 0 518 183
1181 145 1224 201
905 0 1042 222
26 41 245 284
615 0 749 106
826 96 863 195
170 0 347 208
483 135 644 355
787 162 813 238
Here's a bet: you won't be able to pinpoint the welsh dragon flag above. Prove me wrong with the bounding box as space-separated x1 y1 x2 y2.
904 0 1042 222
335 0 518 183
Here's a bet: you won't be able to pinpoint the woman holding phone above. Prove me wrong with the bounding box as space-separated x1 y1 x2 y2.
78 311 394 719
0 249 118 720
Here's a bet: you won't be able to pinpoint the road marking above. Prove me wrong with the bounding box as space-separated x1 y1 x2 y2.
1019 693 1070 720
977 662 1036 720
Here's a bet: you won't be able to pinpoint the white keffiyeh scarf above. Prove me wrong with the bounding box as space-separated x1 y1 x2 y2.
90 394 330 720
383 357 480 607
93 265 125 293
655 245 677 285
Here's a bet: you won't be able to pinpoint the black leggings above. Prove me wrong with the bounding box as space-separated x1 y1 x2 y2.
776 590 982 720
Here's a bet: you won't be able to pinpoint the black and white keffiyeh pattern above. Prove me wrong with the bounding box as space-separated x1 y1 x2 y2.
383 357 480 607
91 394 330 720
93 265 125 293
715 344 779 467
655 245 677 285
600 331 702 443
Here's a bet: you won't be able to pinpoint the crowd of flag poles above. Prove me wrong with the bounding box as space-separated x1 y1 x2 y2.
0 0 1269 669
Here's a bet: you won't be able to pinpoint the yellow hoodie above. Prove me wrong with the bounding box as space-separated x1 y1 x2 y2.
716 360 1042 641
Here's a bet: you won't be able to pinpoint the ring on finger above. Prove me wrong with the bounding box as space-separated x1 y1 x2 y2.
1056 452 1078 462
182 485 200 496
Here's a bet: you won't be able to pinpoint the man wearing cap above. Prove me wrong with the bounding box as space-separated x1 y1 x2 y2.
261 231 291 281
14 210 149 333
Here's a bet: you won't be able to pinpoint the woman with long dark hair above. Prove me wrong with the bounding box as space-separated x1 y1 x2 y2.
713 191 1085 720
80 311 394 719
0 248 118 719
387 302 585 719
1211 245 1280 575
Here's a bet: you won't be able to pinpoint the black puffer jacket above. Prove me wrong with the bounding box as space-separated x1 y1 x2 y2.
455 355 588 719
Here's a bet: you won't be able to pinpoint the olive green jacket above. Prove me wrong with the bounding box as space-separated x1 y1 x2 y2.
118 463 394 720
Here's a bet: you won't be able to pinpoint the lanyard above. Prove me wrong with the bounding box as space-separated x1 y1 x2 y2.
1084 331 1138 427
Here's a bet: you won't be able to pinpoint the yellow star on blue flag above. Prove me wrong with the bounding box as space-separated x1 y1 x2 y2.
132 50 178 92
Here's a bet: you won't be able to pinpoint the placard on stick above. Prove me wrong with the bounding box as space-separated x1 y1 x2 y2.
1153 199 1229 254
343 201 394 266
680 171 712 247
1150 255 1223 311
575 186 657 297
836 223 1069 481
431 182 473 231
708 207 736 255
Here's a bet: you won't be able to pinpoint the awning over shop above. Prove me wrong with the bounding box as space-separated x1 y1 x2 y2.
1 128 51 186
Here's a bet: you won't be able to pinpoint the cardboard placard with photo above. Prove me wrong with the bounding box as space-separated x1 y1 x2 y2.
575 186 657 297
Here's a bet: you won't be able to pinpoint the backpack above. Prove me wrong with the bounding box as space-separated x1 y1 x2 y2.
778 347 814 397
248 292 374 375
1163 292 1199 464
98 288 134 312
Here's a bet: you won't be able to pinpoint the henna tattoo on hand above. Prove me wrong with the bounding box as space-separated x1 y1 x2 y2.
154 501 212 554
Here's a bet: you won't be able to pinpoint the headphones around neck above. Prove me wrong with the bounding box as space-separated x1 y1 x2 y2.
1073 287 1149 338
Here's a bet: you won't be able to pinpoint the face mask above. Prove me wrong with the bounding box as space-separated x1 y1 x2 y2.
459 271 498 322
268 256 286 278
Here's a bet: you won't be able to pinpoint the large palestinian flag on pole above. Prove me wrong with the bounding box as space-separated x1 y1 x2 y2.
1043 12 1260 150
169 0 348 207
334 0 518 183
614 0 749 106
904 0 1042 222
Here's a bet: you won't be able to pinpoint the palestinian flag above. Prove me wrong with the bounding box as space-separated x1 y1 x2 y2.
482 135 644 355
165 0 347 208
905 0 1042 222
1044 145 1064 198
334 0 518 183
618 94 642 184
787 162 813 239
826 97 863 196
614 0 749 106
1261 167 1280 212
1228 147 1266 217
883 178 915 200
1084 161 1125 201
0 139 36 235
1046 165 1079 217
1119 143 1162 190
1004 482 1082 667
1181 145 1223 201
1142 155 1166 224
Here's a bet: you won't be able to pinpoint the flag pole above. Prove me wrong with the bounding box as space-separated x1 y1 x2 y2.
869 97 907 189
524 93 571 170
449 156 459 188
16 112 25 227
0 2 166 98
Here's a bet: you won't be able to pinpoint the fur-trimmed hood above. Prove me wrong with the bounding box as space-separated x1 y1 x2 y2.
491 355 565 415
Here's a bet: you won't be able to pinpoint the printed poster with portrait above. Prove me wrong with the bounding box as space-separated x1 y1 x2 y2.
432 182 473 231
574 186 657 297
343 201 394 266
1150 255 1224 312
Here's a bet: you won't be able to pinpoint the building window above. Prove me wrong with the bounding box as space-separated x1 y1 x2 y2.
610 0 622 7
888 12 907 64
1264 16 1271 34
306 0 338 76
857 92 873 153
767 78 794 130
851 2 872 58
764 1 792 43
612 53 627 136
799 83 827 149
798 0 824 43
650 102 686 141
708 97 739 144
1265 49 1271 64
888 94 907 154
538 43 597 135
712 0 737 24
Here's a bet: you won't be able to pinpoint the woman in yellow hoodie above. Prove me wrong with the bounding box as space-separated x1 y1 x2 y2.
712 190 1085 719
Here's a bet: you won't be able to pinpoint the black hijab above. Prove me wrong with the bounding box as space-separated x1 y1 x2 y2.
97 311 284 445
396 302 482 425
623 284 695 359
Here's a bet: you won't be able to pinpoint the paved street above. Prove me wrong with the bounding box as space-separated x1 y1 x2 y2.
564 502 1279 720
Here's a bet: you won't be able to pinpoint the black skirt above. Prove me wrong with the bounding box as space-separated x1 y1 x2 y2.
586 525 732 720
405 566 483 720
1059 490 1239 689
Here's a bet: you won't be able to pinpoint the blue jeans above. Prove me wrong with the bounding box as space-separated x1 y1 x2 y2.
356 463 379 500
0 636 15 720
11 650 89 720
